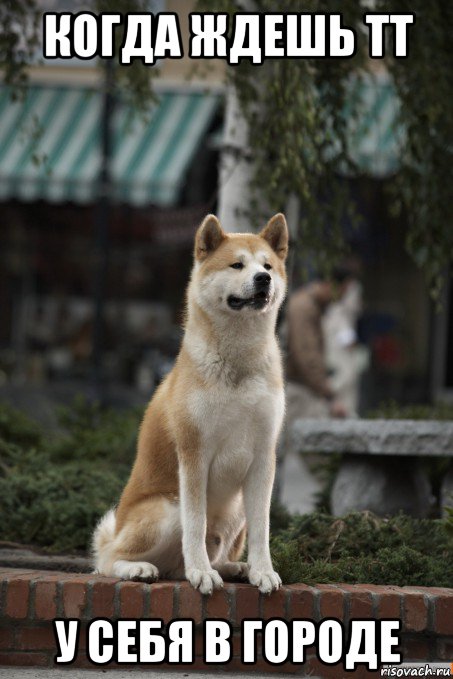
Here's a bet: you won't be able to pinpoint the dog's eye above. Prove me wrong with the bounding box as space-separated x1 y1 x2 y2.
230 262 244 270
264 263 272 271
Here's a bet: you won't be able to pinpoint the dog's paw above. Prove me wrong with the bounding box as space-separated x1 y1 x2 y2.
113 560 159 582
218 561 249 580
248 567 282 594
186 568 223 595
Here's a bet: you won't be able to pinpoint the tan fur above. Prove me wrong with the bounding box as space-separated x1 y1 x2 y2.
228 525 247 562
93 213 289 594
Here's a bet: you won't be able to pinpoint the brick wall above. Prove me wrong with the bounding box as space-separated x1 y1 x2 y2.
0 568 452 676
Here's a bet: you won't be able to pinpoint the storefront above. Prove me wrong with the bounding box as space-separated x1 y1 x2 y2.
0 83 222 388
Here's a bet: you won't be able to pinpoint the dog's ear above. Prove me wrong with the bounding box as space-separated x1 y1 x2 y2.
195 214 226 261
259 213 289 260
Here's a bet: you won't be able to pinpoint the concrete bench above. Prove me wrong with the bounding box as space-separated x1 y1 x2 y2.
291 419 453 517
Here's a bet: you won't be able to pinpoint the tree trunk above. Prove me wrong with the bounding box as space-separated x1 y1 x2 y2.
217 84 255 233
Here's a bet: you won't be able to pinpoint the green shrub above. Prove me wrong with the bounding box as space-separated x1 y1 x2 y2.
0 402 43 448
49 396 140 464
1 401 452 588
367 400 453 421
0 399 140 552
0 444 125 552
270 511 453 587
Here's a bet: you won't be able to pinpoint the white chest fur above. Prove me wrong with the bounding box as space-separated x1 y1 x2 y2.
183 303 285 508
187 375 285 506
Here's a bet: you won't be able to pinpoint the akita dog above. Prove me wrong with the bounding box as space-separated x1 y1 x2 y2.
93 213 288 595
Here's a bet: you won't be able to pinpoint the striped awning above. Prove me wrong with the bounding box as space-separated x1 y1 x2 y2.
345 72 403 177
0 85 220 206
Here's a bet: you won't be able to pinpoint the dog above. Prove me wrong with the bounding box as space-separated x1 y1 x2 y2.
93 212 288 595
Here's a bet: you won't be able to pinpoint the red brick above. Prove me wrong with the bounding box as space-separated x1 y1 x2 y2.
360 583 404 608
59 574 97 583
287 584 316 619
77 624 87 651
402 638 430 660
377 591 401 619
261 587 286 620
0 627 14 649
149 582 174 623
16 626 56 650
118 581 145 618
403 592 428 632
62 580 88 619
33 572 70 583
5 577 33 618
34 581 57 620
194 630 204 655
91 578 119 618
305 657 378 678
435 594 453 635
178 583 202 624
231 631 243 657
228 656 299 674
205 586 230 619
194 628 241 656
404 586 453 596
436 637 453 660
341 585 373 619
233 583 259 625
0 572 451 674
0 569 35 578
0 651 50 666
318 585 344 620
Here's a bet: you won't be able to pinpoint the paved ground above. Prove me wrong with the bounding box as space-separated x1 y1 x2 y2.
0 670 302 678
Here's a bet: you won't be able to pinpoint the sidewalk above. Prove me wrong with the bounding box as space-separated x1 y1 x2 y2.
0 670 295 678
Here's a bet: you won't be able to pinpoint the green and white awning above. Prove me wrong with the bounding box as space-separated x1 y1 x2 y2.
0 75 402 206
0 85 220 206
346 73 403 177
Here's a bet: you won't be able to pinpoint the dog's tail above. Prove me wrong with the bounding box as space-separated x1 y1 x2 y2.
91 508 116 574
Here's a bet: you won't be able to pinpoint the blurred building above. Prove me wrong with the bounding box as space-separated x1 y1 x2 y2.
0 0 226 395
0 2 450 408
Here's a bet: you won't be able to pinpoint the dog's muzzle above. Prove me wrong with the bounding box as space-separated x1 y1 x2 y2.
227 273 272 310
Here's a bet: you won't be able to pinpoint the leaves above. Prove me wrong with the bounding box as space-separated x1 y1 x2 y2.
0 0 40 90
2 1 451 288
1 401 452 585
270 510 453 587
199 0 453 290
0 399 140 552
0 1 158 113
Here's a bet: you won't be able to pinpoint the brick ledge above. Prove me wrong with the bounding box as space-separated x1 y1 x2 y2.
0 568 452 675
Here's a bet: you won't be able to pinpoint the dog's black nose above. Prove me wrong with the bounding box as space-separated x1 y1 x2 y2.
254 272 271 288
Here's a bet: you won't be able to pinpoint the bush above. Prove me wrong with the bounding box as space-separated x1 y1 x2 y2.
1 401 452 587
0 402 43 448
49 396 139 464
270 511 453 587
0 399 140 552
367 400 453 421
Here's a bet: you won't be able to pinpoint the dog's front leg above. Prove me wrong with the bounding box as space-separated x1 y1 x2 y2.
179 460 223 595
243 448 282 594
